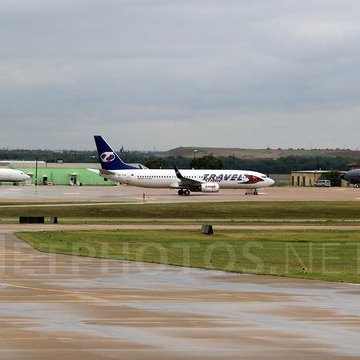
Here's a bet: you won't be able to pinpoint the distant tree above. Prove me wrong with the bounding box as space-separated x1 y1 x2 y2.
320 171 342 187
143 158 169 169
165 156 191 169
190 155 223 169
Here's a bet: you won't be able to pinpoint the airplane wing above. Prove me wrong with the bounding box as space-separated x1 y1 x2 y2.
173 166 220 194
174 166 202 187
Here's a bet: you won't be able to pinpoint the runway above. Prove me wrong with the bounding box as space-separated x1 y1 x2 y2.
1 184 360 203
1 232 360 359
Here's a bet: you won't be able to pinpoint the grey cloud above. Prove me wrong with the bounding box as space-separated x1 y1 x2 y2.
0 0 360 149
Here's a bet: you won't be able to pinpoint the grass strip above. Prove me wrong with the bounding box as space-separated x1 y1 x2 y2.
3 201 360 220
4 218 360 226
17 229 360 284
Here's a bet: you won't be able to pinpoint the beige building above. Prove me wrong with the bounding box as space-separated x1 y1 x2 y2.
291 170 348 187
291 170 326 187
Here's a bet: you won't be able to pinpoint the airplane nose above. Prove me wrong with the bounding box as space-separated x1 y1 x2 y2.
268 178 275 186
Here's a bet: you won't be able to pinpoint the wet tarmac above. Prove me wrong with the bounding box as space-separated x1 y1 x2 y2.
1 232 360 359
0 185 360 203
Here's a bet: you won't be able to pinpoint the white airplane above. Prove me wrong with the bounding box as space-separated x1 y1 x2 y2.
0 168 30 183
94 136 275 195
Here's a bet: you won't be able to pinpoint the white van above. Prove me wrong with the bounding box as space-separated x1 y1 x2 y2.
314 179 331 187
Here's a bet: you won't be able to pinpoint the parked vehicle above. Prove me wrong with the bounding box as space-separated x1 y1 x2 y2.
314 179 331 187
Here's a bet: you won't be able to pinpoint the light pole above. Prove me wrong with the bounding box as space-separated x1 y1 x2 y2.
193 149 198 169
35 157 38 186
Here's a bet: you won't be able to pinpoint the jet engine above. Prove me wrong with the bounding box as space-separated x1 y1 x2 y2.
200 182 220 192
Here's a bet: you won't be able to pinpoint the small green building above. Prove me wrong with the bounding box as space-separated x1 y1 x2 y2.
9 162 114 186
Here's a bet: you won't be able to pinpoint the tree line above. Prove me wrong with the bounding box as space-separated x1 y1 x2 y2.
0 149 355 174
142 155 353 173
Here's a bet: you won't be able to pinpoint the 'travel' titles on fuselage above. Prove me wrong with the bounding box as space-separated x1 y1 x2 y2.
203 173 262 184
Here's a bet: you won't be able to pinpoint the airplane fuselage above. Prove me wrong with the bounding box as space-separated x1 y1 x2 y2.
100 168 274 190
343 169 360 186
0 169 30 183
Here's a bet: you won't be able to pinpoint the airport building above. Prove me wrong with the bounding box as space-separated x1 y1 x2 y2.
2 161 114 186
291 170 325 187
291 170 347 187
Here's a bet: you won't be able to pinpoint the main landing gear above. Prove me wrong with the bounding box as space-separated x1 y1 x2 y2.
178 189 191 196
245 189 259 195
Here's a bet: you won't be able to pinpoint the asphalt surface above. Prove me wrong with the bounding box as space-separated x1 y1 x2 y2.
1 185 360 359
0 184 360 203
1 233 360 359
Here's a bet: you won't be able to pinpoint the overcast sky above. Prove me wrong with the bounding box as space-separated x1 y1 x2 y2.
1 0 360 150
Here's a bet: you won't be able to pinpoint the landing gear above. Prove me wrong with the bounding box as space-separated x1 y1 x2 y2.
245 189 259 195
178 189 191 196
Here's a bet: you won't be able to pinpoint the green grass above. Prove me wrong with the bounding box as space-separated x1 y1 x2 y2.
17 229 360 284
3 201 360 221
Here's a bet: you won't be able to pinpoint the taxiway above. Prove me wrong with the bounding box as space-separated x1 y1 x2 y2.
0 185 360 203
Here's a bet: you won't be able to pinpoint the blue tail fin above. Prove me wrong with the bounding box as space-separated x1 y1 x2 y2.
94 135 137 170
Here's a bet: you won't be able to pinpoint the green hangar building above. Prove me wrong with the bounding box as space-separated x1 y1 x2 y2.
4 161 114 186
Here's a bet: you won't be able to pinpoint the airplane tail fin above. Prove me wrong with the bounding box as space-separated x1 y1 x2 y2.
94 135 137 170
